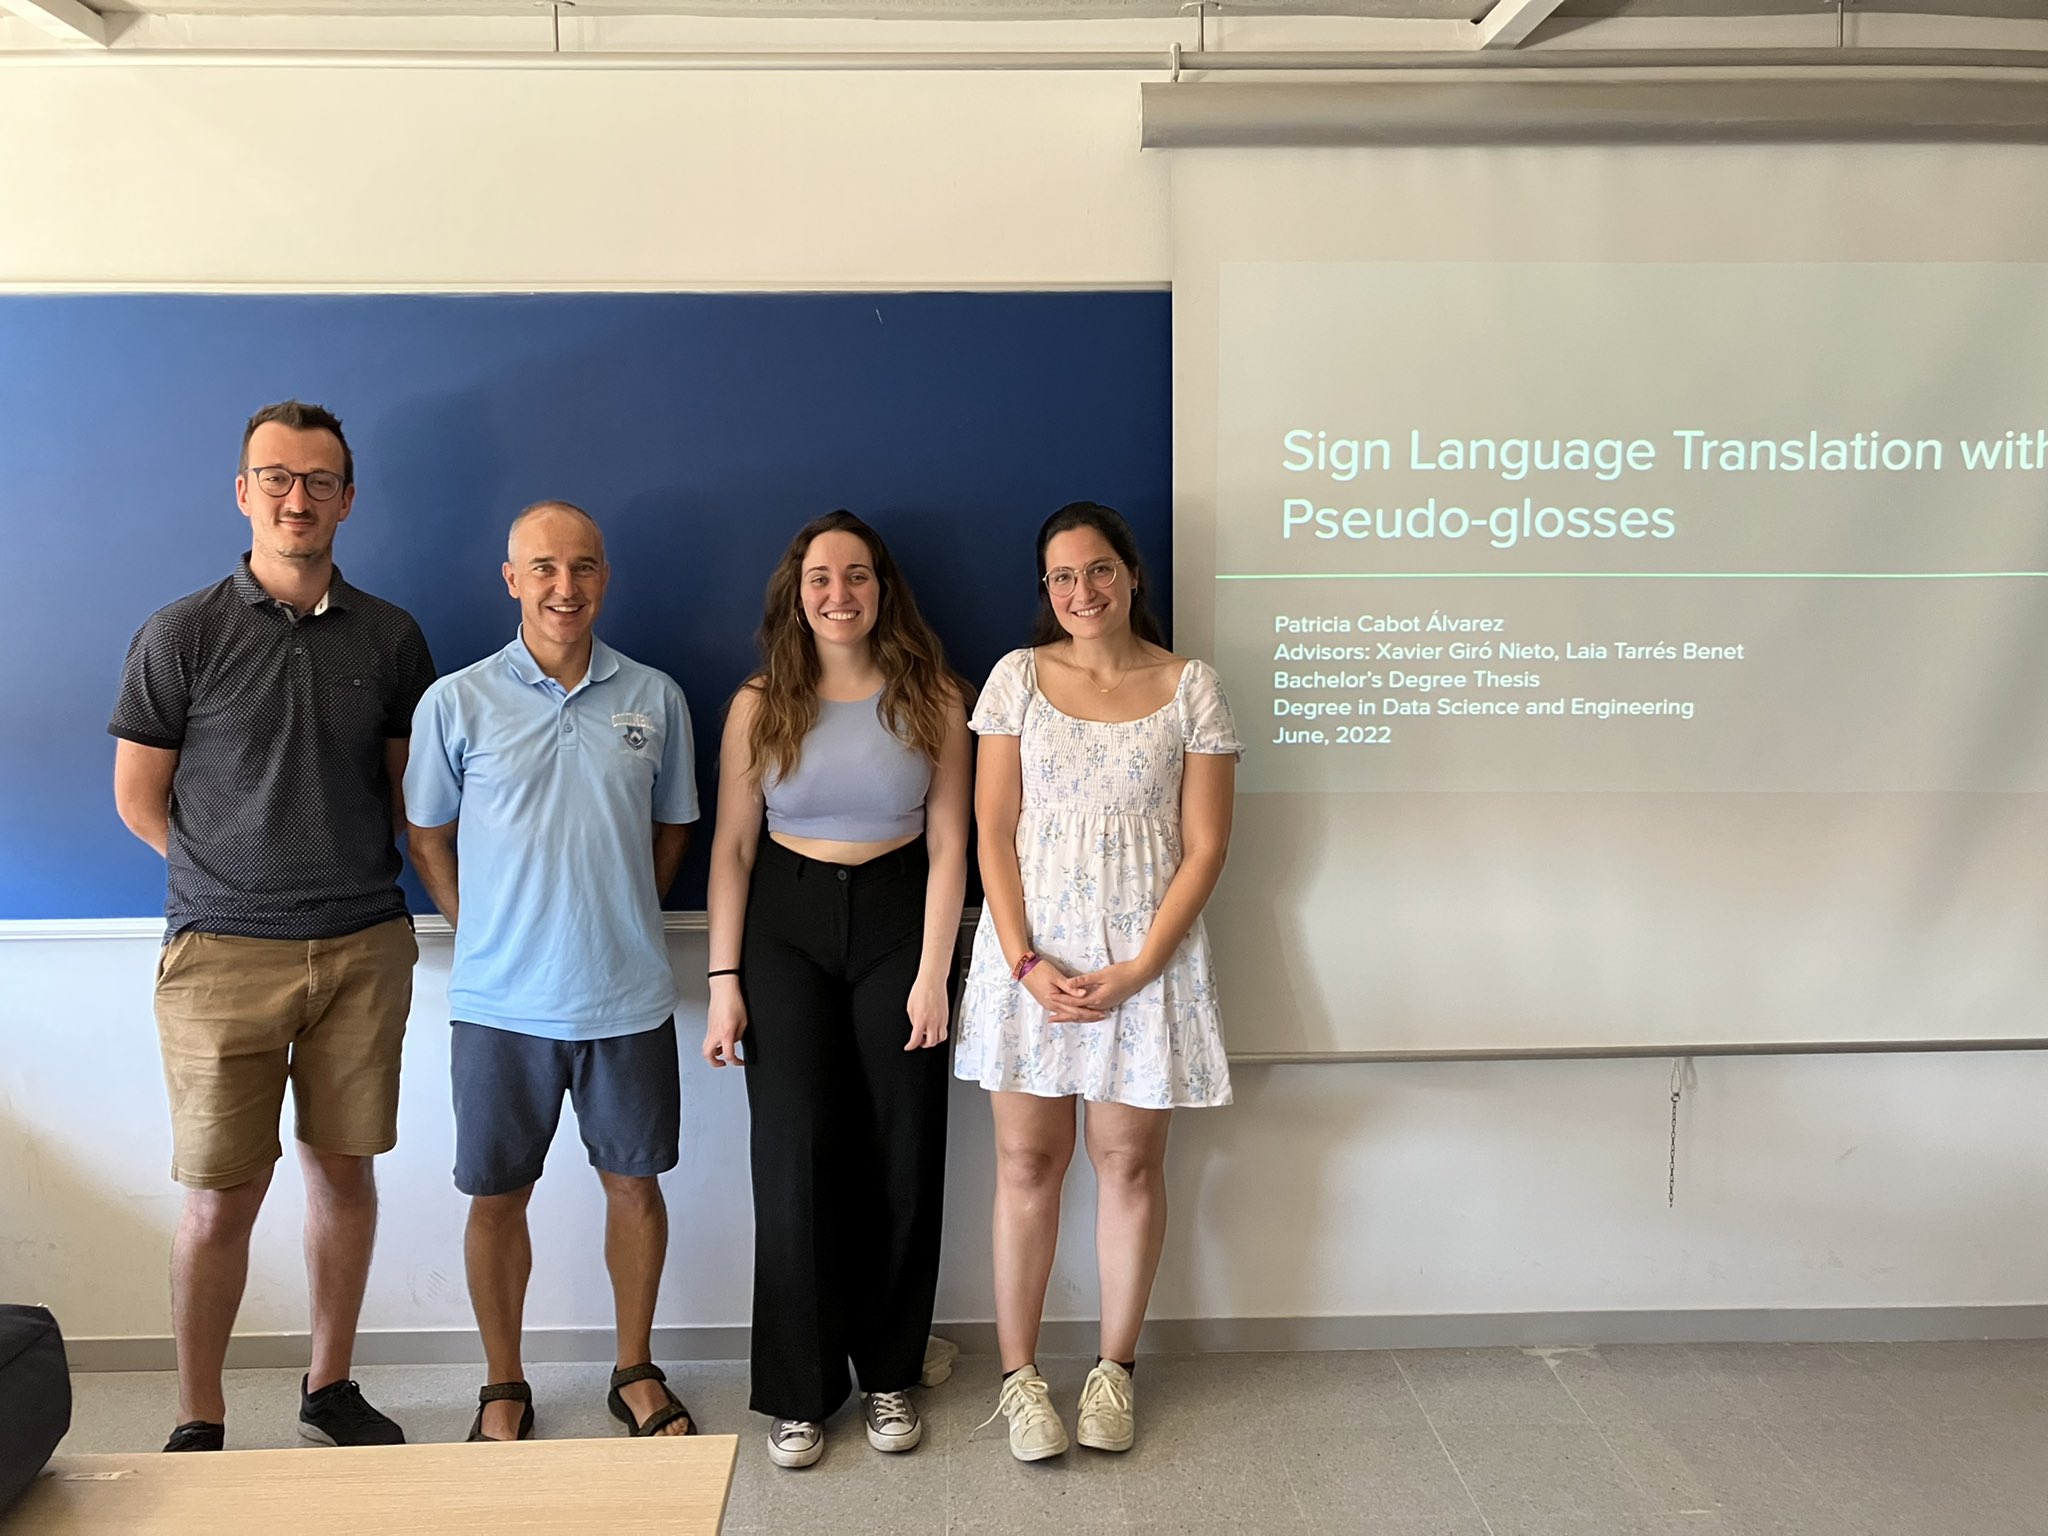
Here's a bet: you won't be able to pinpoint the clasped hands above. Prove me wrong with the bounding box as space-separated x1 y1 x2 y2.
1022 957 1153 1022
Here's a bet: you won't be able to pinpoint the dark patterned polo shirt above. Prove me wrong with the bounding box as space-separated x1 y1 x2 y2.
109 555 437 940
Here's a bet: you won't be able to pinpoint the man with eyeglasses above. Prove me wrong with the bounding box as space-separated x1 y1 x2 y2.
110 400 437 1453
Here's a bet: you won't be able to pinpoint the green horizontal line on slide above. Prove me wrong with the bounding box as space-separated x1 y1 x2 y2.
1216 571 2048 580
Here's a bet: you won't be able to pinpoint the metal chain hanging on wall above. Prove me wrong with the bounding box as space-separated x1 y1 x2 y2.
1667 1056 1695 1208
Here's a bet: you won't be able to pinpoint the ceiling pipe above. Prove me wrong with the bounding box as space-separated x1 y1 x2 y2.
2 45 2048 71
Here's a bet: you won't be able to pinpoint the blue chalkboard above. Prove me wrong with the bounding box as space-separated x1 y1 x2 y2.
0 292 1170 920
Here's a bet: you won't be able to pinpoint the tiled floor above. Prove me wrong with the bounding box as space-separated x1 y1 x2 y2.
58 1341 2048 1534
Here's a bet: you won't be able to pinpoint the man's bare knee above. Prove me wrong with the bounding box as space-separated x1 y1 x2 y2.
469 1186 536 1227
597 1171 663 1215
300 1147 376 1203
181 1180 268 1246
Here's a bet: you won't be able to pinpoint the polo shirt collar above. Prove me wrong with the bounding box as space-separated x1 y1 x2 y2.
232 553 348 616
505 629 621 693
231 557 268 606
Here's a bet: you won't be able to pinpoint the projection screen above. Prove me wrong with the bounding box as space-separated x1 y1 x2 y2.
1170 138 2048 1058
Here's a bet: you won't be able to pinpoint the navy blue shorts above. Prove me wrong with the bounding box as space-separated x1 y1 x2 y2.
450 1018 681 1197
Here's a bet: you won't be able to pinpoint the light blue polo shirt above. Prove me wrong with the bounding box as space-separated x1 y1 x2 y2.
405 631 699 1041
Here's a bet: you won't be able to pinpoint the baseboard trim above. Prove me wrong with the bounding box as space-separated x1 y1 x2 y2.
63 1306 2048 1373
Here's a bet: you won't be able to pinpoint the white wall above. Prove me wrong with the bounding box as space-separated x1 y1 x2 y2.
3 60 2046 1350
0 65 1165 288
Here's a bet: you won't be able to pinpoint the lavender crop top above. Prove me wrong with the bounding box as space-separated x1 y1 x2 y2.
763 693 932 842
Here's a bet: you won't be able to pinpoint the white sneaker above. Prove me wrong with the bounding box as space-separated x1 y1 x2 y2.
921 1334 959 1388
862 1390 923 1452
977 1364 1069 1462
767 1418 823 1468
1076 1360 1134 1452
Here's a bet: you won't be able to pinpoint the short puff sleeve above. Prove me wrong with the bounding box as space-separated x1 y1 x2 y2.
969 648 1034 737
1179 659 1244 759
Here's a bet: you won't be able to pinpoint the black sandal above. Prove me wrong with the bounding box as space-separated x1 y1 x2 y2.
466 1380 535 1442
607 1362 695 1437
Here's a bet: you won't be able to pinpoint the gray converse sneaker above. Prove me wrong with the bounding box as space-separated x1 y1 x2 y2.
767 1418 823 1468
921 1334 960 1388
1076 1360 1134 1452
976 1364 1068 1462
862 1390 923 1452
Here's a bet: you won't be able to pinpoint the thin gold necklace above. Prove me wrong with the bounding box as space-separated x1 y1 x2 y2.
1077 651 1132 694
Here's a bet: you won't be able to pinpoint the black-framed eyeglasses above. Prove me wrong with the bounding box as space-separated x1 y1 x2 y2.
1043 559 1124 597
249 465 346 502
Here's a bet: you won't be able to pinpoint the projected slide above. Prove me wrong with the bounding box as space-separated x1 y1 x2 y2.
1217 263 2048 794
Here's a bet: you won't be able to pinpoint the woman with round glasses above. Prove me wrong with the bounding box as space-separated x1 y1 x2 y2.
703 511 971 1471
955 500 1240 1461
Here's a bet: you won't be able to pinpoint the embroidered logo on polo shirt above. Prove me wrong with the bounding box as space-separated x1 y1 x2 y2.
613 711 654 751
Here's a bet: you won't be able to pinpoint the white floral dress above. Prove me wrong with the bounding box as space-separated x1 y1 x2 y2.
955 648 1242 1109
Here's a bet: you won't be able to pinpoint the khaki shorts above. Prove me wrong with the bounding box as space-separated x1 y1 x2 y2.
153 917 417 1190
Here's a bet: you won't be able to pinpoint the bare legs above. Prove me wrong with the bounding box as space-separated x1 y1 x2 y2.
991 1093 1077 1372
169 1147 380 1425
989 1092 1173 1371
301 1147 378 1392
465 1173 685 1440
1085 1103 1171 1364
466 1184 536 1441
600 1172 687 1436
170 1167 274 1425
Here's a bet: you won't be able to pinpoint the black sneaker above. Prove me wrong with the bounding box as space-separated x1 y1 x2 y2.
299 1376 405 1447
163 1420 224 1452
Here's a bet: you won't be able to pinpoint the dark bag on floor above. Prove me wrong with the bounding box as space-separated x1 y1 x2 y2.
0 1304 70 1513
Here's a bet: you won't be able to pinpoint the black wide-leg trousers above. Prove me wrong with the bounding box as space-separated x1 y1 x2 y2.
740 837 951 1422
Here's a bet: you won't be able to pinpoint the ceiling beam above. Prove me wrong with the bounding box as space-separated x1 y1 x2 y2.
0 0 107 47
1474 0 1567 50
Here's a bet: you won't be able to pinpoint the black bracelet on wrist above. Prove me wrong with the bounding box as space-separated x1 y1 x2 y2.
707 968 741 980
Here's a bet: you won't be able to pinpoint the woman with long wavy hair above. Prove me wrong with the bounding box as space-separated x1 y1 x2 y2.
703 510 971 1470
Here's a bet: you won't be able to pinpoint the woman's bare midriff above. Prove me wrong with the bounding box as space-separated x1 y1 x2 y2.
769 829 921 867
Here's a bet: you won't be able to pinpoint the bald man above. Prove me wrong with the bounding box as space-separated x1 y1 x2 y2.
406 501 701 1442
